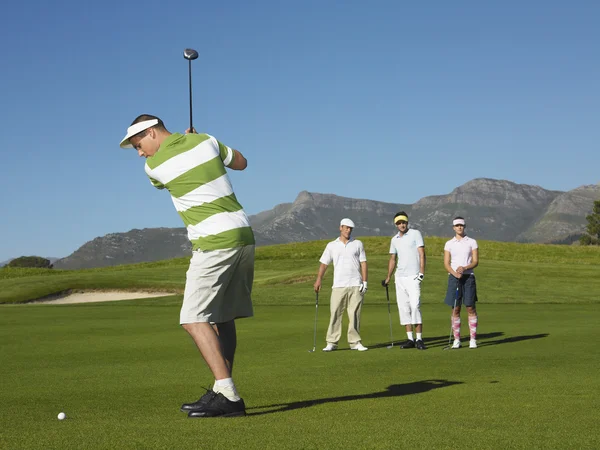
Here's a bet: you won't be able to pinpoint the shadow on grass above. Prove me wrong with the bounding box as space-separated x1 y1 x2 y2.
247 379 462 416
477 333 549 347
368 332 503 350
368 331 548 349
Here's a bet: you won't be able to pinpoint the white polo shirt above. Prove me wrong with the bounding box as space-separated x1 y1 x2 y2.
389 229 424 277
319 238 367 288
444 236 478 275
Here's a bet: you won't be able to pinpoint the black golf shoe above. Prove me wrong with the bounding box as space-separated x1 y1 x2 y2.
416 339 427 350
180 389 217 412
400 339 416 349
188 392 246 418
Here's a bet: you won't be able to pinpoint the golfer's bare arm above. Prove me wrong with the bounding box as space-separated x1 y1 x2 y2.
314 263 328 292
384 254 396 284
360 261 368 282
444 251 460 278
229 149 247 170
465 249 479 270
418 246 426 274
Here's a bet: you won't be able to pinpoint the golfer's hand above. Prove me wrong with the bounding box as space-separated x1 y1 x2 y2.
381 278 390 287
185 127 197 134
456 266 465 275
414 273 424 282
313 280 322 293
359 281 368 294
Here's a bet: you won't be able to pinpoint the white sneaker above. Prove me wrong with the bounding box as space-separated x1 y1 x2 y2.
322 343 338 352
469 339 477 349
451 339 462 349
350 343 368 352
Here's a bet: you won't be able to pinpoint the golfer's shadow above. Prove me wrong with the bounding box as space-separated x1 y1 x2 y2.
369 332 548 349
477 333 549 347
247 379 462 416
368 332 503 350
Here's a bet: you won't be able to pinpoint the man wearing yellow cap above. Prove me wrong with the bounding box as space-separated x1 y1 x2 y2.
314 218 369 352
383 211 427 350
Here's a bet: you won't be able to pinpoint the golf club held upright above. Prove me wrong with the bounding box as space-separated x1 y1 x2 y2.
183 48 199 133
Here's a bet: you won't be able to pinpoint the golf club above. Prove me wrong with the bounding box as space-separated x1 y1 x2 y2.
183 48 199 133
308 291 319 353
443 284 460 350
381 280 394 349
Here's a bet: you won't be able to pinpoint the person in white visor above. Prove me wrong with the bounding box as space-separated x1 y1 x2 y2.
314 218 369 352
119 114 254 418
443 217 480 349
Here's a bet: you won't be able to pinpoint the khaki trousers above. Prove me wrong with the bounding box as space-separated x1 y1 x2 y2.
326 287 364 345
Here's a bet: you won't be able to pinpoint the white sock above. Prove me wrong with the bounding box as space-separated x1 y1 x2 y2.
416 333 422 341
213 378 241 402
407 331 414 341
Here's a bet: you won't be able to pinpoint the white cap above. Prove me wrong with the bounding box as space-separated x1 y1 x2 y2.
340 218 355 228
119 119 158 148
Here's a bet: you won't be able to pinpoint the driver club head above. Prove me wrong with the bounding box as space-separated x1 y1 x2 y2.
183 48 199 60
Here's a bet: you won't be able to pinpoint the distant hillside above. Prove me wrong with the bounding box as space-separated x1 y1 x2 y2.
52 178 600 269
53 228 190 270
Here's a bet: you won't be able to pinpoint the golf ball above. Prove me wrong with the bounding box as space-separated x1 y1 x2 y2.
57 412 66 420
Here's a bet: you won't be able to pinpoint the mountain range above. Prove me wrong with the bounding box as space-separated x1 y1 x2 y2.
53 178 600 269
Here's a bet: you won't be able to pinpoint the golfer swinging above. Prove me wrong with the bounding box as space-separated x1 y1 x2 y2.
383 212 427 350
120 115 254 418
314 218 369 352
443 217 479 349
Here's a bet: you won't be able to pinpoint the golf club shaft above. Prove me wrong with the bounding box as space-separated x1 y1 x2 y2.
385 285 394 345
312 292 319 351
188 60 194 132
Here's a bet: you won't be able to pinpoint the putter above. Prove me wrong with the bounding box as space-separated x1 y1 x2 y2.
381 280 394 349
183 48 199 133
443 284 460 350
308 291 319 353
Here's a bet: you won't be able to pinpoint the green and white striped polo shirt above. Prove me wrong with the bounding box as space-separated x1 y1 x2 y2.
145 133 255 251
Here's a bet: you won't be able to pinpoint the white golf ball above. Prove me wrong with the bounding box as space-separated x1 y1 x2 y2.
57 412 66 420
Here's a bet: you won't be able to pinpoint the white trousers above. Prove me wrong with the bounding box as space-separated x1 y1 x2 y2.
395 275 422 325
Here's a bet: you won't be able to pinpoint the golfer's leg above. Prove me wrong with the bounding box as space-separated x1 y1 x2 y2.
409 279 423 335
326 289 345 344
214 320 237 373
347 287 363 344
395 279 412 340
182 322 230 380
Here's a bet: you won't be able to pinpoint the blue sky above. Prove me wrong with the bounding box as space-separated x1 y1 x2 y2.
1 1 598 261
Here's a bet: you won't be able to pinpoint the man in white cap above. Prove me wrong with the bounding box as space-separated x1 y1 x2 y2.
443 216 479 349
383 211 427 350
119 114 254 418
314 218 369 351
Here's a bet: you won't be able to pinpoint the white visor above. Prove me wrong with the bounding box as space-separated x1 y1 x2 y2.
119 119 159 148
453 219 465 226
340 218 355 228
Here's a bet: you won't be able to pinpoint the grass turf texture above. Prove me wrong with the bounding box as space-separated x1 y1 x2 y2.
1 237 599 449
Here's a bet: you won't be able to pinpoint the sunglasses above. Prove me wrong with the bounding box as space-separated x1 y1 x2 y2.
453 224 465 227
395 221 408 225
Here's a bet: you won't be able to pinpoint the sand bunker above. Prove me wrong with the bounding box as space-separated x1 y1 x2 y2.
32 291 175 305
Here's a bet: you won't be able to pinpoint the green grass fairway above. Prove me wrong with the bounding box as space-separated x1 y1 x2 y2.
1 302 599 449
1 238 599 449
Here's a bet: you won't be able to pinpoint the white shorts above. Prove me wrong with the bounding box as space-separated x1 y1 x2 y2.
180 245 254 325
395 275 422 325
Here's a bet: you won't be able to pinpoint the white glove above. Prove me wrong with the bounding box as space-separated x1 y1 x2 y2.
415 273 424 282
359 281 368 293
